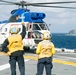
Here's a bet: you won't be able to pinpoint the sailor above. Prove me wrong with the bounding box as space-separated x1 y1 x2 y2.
28 24 36 38
1 22 26 75
36 32 55 75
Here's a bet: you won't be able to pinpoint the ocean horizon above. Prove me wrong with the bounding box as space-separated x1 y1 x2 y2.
51 33 76 50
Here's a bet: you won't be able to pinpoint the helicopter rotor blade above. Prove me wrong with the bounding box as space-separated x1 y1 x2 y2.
0 0 76 5
0 3 15 5
0 0 20 5
0 0 76 9
16 1 76 6
28 1 76 5
31 4 76 9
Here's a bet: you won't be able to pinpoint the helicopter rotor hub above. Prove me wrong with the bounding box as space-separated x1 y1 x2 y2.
20 1 27 7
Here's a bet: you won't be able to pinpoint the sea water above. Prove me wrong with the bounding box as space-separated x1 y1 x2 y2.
51 33 76 50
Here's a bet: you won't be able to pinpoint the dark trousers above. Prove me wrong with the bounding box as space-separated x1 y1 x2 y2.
37 57 53 75
9 55 25 75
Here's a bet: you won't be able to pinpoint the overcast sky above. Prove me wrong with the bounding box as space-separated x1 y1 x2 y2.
0 0 76 33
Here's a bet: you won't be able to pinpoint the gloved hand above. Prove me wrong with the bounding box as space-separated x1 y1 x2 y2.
7 51 11 56
21 21 25 25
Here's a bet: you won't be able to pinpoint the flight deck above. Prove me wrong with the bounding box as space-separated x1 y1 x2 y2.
0 52 76 75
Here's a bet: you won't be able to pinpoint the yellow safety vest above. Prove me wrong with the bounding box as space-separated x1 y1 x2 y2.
8 34 24 54
36 40 55 59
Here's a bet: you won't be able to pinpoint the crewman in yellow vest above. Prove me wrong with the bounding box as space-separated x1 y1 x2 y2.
1 23 26 75
36 32 55 75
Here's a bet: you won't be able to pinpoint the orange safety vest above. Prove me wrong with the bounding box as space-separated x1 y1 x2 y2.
36 40 55 59
8 34 24 53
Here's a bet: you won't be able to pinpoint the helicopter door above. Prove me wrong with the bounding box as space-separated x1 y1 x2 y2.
23 23 35 48
28 24 33 38
26 23 35 38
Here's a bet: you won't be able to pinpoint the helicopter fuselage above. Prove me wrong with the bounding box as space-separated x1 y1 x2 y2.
0 9 51 51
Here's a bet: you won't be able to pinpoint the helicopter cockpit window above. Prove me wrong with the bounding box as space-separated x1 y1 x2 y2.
8 15 20 22
33 24 40 30
39 23 47 30
8 16 17 22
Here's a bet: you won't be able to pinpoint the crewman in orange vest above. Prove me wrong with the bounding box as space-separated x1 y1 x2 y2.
36 32 55 75
1 23 26 75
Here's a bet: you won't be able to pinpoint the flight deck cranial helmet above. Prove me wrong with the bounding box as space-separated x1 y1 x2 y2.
9 27 18 34
43 32 51 40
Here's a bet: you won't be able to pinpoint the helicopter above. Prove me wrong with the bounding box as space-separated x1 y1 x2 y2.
0 0 76 52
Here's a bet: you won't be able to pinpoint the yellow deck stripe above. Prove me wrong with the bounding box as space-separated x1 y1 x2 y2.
24 55 76 66
53 59 76 66
0 52 7 56
0 52 76 66
24 55 38 60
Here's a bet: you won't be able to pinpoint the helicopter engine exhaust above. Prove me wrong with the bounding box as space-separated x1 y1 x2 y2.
39 13 45 19
31 13 45 20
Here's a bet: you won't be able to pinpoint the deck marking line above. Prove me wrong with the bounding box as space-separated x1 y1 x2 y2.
54 55 76 60
53 59 76 66
24 55 76 66
0 63 10 71
0 52 7 56
0 59 29 71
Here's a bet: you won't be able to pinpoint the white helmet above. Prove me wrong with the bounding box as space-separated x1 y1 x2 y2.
43 32 51 40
